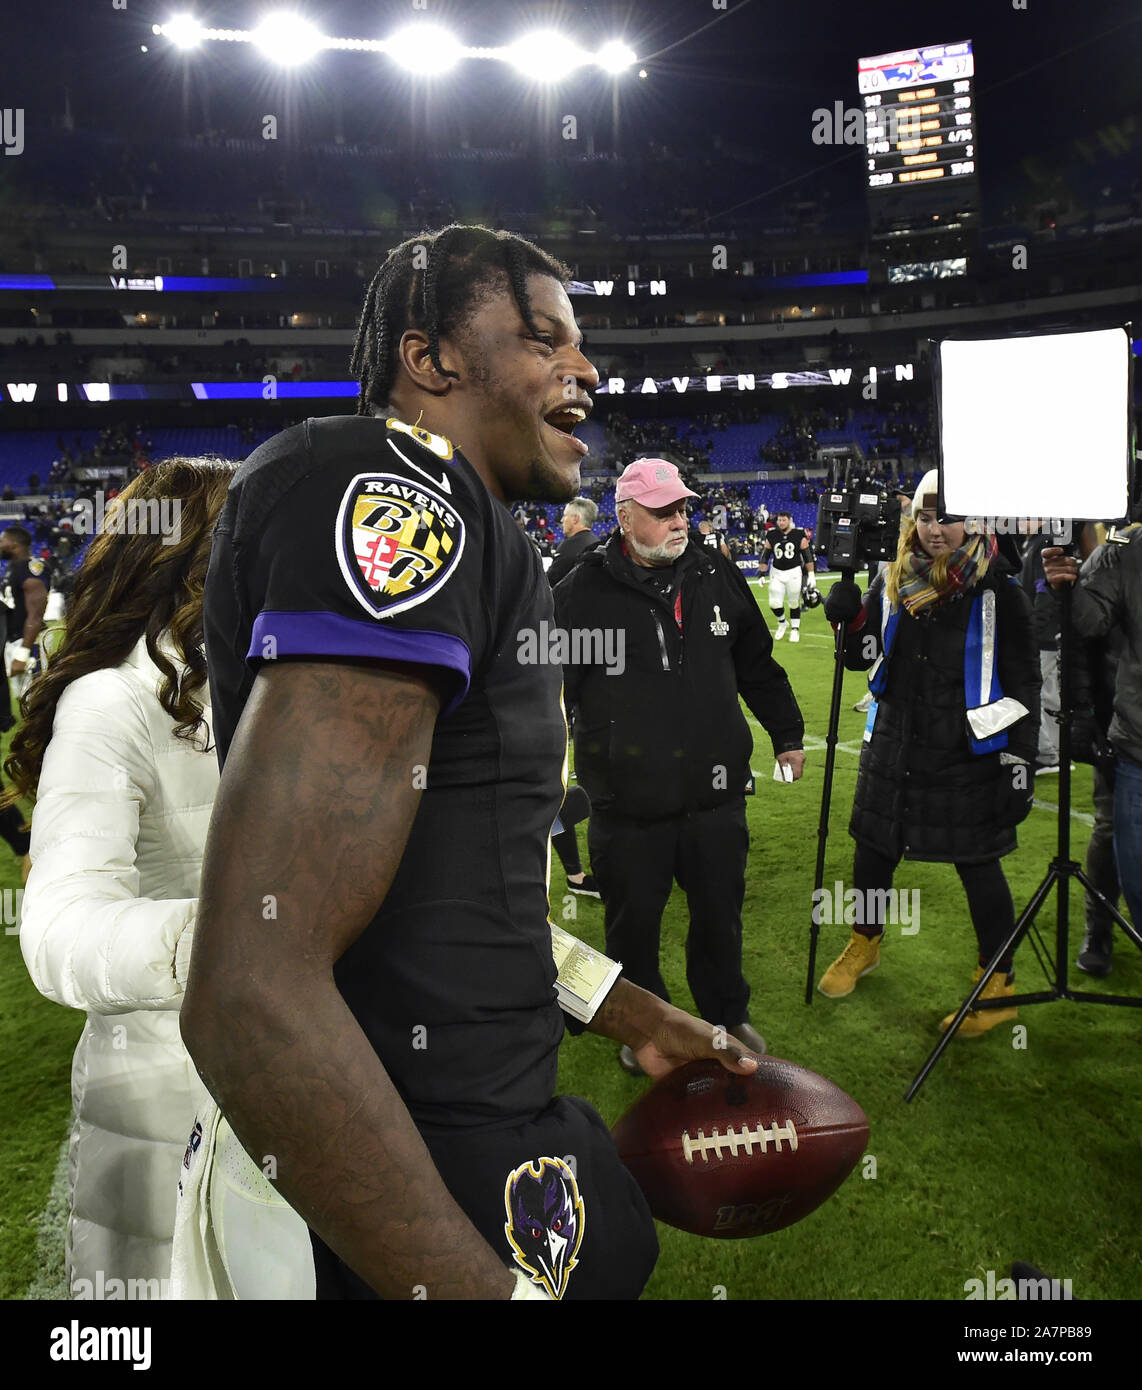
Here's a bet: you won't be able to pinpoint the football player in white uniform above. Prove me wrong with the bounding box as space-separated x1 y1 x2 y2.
765 511 814 642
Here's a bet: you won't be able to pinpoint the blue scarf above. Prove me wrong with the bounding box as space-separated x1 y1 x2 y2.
865 584 1026 754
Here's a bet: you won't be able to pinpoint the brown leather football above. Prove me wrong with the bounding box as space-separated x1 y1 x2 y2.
611 1056 868 1238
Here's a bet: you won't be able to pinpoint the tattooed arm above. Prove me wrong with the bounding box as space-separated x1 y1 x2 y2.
180 658 516 1300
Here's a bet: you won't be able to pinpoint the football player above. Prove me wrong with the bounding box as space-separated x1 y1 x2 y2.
697 517 731 559
0 525 50 713
765 510 814 642
182 226 760 1302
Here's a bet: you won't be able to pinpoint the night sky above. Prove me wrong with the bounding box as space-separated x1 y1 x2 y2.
4 1 1140 212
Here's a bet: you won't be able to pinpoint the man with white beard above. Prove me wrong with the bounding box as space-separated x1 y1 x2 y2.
553 459 806 1074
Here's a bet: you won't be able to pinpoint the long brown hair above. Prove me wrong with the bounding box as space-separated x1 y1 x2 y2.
1 457 236 812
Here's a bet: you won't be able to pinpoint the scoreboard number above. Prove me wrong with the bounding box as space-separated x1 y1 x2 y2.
860 38 979 192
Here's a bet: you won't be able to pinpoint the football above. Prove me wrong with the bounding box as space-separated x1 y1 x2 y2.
611 1056 868 1238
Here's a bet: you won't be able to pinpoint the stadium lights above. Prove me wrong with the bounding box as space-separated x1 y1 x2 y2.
154 16 638 76
163 13 204 49
386 24 463 76
252 13 324 67
596 39 637 75
507 30 589 82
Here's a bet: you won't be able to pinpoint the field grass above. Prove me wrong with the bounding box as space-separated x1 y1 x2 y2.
552 580 1142 1302
0 727 82 1300
1 585 1139 1302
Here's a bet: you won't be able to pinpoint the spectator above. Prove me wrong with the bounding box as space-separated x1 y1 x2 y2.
8 460 316 1298
1042 514 1142 957
554 459 806 1074
547 496 602 588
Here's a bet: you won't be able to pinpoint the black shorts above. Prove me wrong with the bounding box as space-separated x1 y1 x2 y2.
309 1094 659 1301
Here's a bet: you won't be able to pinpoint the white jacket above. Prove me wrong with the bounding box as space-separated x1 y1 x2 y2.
20 632 218 1296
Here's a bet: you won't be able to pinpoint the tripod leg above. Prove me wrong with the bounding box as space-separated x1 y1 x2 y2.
805 597 853 1005
1073 866 1142 954
904 866 1062 1102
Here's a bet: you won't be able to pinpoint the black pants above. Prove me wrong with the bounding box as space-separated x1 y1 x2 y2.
852 841 1017 976
307 1095 658 1300
1084 766 1120 934
588 799 751 1027
552 784 591 876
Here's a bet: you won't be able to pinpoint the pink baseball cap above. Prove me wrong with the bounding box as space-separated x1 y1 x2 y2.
614 458 699 508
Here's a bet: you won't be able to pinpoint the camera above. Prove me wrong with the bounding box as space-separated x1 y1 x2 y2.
813 455 903 572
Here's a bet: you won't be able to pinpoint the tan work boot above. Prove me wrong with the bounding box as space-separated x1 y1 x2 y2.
818 931 882 998
940 967 1018 1037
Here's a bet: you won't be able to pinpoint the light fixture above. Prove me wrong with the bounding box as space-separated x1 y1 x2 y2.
507 30 589 83
597 39 636 74
164 13 205 50
386 24 462 75
252 13 323 67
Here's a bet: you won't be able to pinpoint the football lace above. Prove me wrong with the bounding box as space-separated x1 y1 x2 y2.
681 1119 799 1163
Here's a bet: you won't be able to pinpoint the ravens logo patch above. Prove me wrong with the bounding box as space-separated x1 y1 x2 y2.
335 471 465 619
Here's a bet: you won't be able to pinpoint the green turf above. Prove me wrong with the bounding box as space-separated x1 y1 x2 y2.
2 591 1139 1302
0 728 83 1300
553 578 1142 1301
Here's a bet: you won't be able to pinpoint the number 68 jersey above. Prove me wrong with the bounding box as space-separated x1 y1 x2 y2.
767 527 808 570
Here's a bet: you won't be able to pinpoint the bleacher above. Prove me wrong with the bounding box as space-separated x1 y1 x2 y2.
0 426 281 495
0 422 924 573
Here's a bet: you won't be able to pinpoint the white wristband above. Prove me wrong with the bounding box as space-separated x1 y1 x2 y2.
510 1269 553 1301
11 644 30 663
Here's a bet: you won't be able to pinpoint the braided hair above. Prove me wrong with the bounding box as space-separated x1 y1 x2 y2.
350 225 573 416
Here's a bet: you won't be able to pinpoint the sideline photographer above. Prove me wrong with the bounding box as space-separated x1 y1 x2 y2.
819 471 1040 1035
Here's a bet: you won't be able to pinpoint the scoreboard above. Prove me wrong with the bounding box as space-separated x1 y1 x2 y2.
858 40 976 193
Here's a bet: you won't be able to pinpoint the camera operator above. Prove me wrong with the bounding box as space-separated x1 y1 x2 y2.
1042 514 1142 942
820 471 1040 1035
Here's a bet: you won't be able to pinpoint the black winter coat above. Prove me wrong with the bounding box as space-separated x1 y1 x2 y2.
546 528 601 589
843 565 1040 864
1063 525 1142 767
553 533 804 820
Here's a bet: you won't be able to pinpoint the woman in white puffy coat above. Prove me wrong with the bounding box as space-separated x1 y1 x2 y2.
6 458 235 1295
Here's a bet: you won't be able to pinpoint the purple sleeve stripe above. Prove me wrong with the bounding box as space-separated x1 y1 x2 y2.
1034 578 1048 594
248 611 471 713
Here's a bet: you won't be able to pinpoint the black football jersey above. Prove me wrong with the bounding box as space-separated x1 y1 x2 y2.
2 555 51 642
203 414 569 1130
767 527 807 570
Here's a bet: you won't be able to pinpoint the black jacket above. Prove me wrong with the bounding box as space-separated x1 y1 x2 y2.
1062 525 1142 767
552 532 804 820
1021 534 1063 651
546 528 602 588
842 564 1039 864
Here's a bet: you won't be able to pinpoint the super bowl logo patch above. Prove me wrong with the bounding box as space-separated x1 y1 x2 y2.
503 1156 585 1300
335 471 465 620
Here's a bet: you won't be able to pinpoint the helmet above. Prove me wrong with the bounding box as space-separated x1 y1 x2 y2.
802 584 822 609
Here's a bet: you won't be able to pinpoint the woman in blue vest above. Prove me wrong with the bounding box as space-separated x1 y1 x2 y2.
817 471 1040 1034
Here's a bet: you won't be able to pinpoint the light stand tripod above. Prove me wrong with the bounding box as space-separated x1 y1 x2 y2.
904 578 1142 1101
804 567 857 1005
